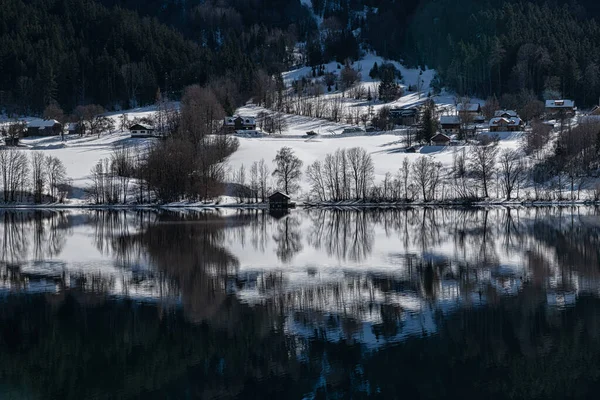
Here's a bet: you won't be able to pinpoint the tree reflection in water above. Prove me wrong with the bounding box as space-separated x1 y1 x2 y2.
0 207 598 398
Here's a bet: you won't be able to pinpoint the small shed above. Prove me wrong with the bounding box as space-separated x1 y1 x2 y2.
431 133 451 146
129 123 155 138
268 191 293 209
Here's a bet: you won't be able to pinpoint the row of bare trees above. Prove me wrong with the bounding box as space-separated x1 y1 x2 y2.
0 148 68 203
303 144 530 203
306 147 375 201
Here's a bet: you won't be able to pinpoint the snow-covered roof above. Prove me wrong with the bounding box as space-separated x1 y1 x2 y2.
129 123 153 130
27 119 59 128
269 191 290 199
494 110 518 117
545 99 575 109
489 117 522 126
439 115 460 125
224 115 256 126
431 133 451 141
456 103 480 112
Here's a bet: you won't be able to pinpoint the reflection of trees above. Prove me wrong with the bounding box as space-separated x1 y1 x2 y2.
307 210 373 262
272 215 303 263
0 211 69 264
113 211 244 323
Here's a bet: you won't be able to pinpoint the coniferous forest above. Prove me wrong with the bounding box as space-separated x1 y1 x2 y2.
3 0 600 113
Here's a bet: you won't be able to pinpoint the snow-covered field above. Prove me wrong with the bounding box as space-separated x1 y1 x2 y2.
1 107 158 201
228 104 525 198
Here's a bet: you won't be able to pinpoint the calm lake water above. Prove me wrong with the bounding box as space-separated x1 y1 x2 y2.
1 207 600 399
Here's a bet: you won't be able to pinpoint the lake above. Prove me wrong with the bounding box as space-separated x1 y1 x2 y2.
1 207 600 399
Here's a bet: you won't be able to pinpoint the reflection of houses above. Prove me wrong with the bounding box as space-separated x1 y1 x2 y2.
26 119 62 136
439 115 460 134
489 116 524 132
223 115 256 132
389 108 418 126
430 133 451 146
545 99 576 116
129 123 155 138
268 192 294 209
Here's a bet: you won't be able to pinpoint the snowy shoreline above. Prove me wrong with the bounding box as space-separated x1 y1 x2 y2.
0 200 599 211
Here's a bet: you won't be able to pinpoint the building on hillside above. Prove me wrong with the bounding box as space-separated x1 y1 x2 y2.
26 120 62 137
129 123 155 138
223 115 256 132
439 115 461 134
494 110 518 118
268 191 294 209
545 100 576 116
430 133 451 146
489 116 524 132
389 108 418 126
457 103 482 119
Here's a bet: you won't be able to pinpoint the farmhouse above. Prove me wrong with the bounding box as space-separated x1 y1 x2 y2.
26 119 62 137
439 115 461 134
489 116 523 132
389 108 418 126
430 133 451 146
494 110 518 118
129 123 155 138
268 191 294 209
224 115 256 132
545 99 576 116
457 102 481 116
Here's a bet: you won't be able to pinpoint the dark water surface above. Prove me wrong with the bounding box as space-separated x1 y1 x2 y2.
1 207 600 399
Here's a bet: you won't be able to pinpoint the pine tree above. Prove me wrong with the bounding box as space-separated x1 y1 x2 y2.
418 99 438 144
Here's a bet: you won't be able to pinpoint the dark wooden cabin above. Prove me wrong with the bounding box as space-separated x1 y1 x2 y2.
268 191 294 209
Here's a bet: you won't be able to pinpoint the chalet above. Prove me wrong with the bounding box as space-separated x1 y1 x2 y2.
223 115 256 132
439 115 461 134
494 110 518 118
430 133 451 146
457 103 482 118
129 123 155 138
268 191 294 209
489 116 523 132
389 108 418 126
26 119 62 137
545 99 576 116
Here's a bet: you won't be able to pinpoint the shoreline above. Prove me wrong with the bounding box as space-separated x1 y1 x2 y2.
0 200 599 210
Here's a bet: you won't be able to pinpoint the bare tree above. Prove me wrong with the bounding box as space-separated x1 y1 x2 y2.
30 152 46 203
258 159 270 202
498 149 526 200
411 156 441 202
481 96 500 121
526 120 552 158
306 160 327 201
44 156 67 200
0 148 29 202
469 143 498 198
111 145 135 203
347 147 374 200
179 85 225 144
43 103 65 124
272 147 303 195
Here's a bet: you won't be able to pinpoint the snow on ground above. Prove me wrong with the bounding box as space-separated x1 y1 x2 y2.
282 52 474 122
7 107 159 200
229 105 526 198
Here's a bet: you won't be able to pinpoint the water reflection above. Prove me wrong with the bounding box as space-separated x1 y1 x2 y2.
0 207 599 398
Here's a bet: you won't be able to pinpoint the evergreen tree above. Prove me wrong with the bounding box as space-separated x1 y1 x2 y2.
418 99 438 144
